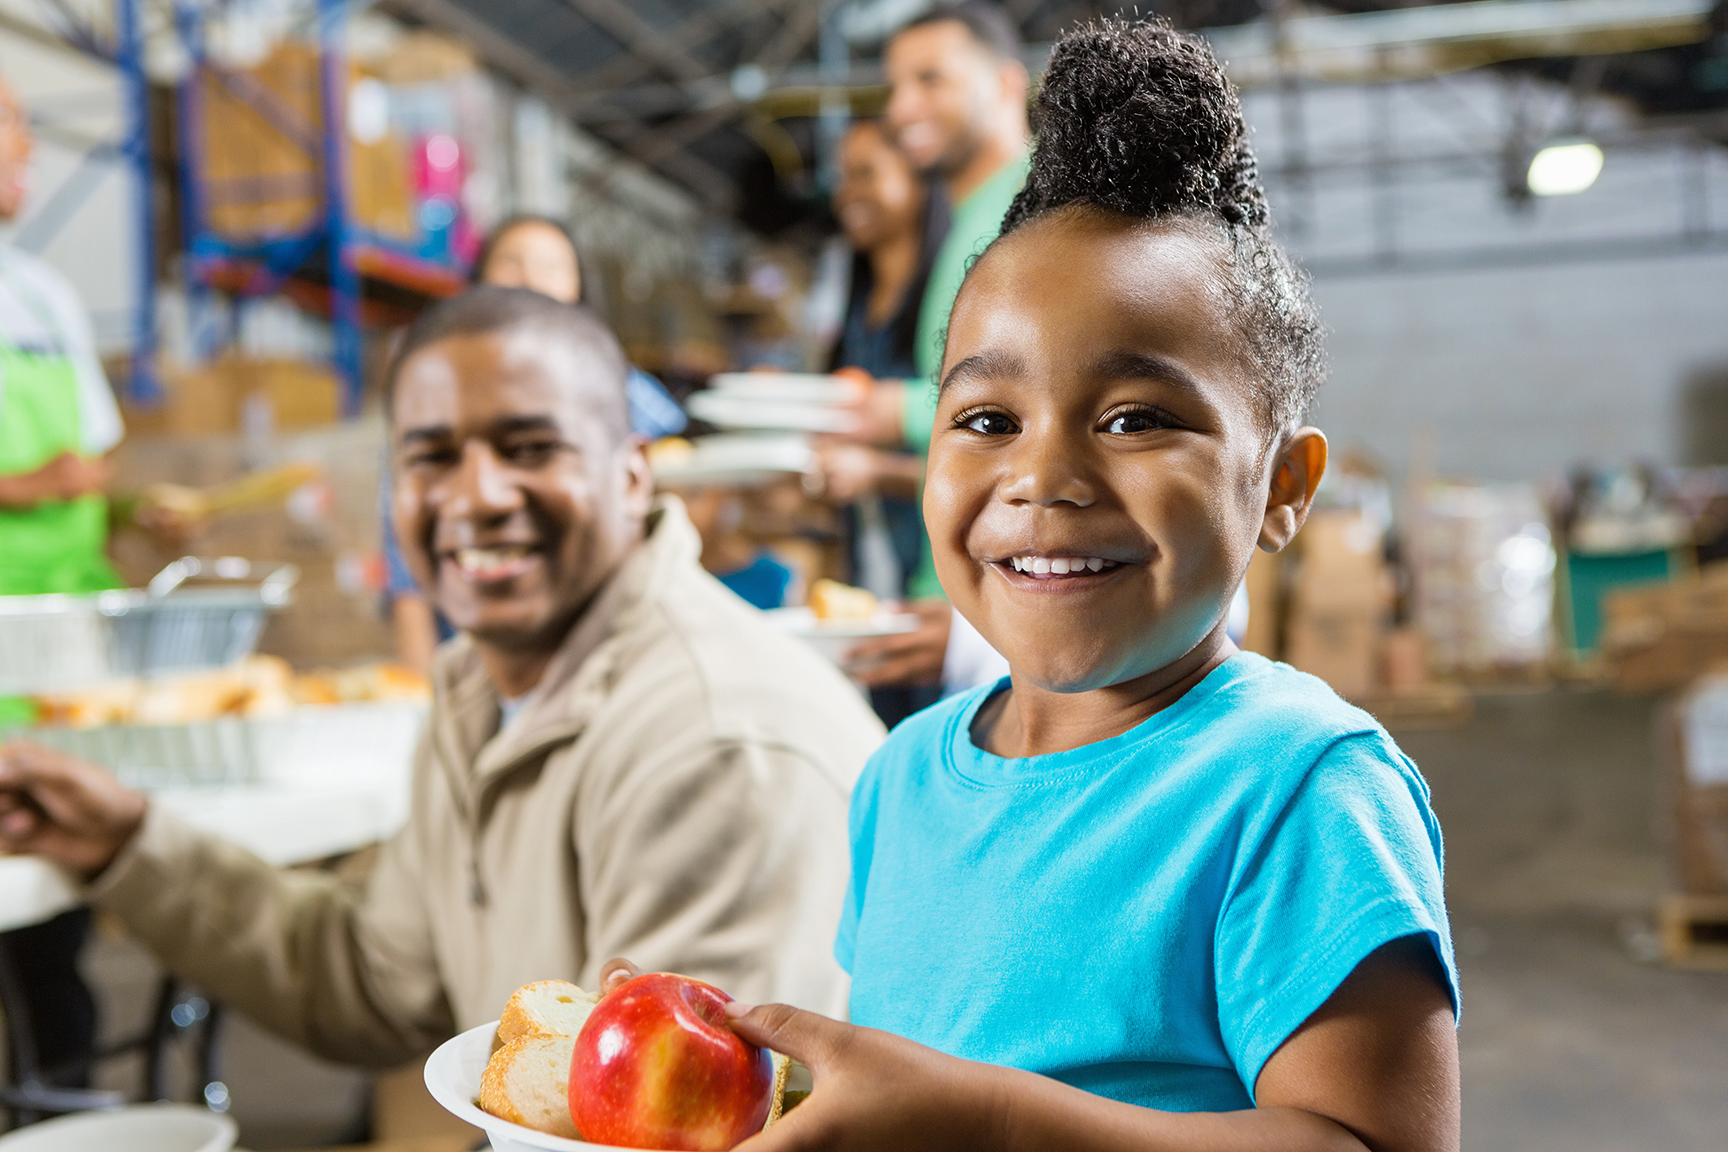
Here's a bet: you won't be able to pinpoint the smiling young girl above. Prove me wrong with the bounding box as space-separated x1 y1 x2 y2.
713 16 1461 1152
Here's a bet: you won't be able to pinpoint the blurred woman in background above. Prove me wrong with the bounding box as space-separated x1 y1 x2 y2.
384 215 687 670
822 120 949 726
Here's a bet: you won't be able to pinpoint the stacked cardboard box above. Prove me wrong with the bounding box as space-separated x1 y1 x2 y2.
196 44 414 242
1601 563 1728 693
129 355 341 438
1409 483 1556 677
1285 509 1392 700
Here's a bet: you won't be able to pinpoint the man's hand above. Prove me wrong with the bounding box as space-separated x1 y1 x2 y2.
0 741 147 879
0 452 113 508
843 600 950 688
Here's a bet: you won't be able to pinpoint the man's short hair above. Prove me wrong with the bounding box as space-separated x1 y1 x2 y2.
385 286 631 443
896 1 1022 61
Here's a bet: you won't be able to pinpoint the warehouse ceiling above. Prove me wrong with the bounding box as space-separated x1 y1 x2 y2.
378 0 1728 228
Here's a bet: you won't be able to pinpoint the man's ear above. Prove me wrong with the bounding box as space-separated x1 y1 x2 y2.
999 58 1030 111
620 434 655 523
1258 428 1327 553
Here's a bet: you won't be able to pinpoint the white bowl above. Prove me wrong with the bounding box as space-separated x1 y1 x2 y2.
425 1020 633 1152
0 1104 235 1152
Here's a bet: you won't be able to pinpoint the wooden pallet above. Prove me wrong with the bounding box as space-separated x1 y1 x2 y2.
1657 893 1728 969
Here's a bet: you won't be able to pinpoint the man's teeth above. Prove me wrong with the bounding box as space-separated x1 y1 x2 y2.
455 546 532 573
1008 556 1119 575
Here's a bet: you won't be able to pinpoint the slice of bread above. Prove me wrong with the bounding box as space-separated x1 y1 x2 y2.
478 1032 581 1139
496 979 600 1047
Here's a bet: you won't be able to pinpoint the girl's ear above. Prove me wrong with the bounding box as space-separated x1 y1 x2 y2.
1258 428 1328 553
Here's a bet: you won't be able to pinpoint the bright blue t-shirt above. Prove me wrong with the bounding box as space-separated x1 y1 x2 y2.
836 651 1457 1113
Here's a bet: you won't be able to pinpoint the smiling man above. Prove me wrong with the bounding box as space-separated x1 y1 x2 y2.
0 288 884 1068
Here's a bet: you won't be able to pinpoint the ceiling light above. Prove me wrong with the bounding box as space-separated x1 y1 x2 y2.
1526 139 1604 197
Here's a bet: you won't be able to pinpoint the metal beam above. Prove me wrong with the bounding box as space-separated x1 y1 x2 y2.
556 0 710 83
1208 0 1716 89
569 0 802 98
380 0 735 209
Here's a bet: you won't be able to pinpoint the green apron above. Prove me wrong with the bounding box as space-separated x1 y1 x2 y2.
0 344 121 595
0 316 123 730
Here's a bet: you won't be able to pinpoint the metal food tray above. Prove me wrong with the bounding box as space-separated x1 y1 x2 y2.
0 557 297 695
28 700 428 793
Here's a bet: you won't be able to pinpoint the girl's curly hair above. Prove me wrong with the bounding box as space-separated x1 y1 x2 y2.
997 17 1325 436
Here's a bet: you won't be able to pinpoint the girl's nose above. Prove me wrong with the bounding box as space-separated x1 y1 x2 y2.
998 429 1096 508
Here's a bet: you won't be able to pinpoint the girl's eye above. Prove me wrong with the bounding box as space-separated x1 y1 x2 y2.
1103 408 1174 435
960 410 1018 436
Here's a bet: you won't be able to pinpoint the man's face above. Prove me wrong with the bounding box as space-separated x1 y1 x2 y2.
0 82 34 221
925 212 1277 693
883 20 1003 178
391 326 651 652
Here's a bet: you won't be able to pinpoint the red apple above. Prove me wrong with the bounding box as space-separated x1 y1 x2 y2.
568 973 772 1150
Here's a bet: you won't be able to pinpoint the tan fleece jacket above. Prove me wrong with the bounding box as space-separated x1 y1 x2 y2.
87 497 884 1066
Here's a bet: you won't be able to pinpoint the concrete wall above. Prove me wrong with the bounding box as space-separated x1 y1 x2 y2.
1243 74 1728 484
1309 250 1728 482
0 23 135 351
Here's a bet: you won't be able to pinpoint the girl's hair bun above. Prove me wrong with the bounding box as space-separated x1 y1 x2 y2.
1005 17 1267 232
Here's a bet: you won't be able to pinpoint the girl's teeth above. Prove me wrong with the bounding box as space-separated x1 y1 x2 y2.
1008 555 1121 575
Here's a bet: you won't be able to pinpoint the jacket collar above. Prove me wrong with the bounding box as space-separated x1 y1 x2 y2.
427 495 703 822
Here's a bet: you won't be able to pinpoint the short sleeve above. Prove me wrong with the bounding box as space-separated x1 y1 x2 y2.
833 755 884 975
1214 734 1458 1099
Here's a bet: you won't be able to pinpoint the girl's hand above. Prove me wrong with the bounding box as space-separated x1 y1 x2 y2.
726 1002 1005 1152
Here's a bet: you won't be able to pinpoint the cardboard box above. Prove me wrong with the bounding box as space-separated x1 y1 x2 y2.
1659 678 1728 895
1287 611 1381 700
136 356 341 437
197 44 414 241
1284 508 1391 697
1601 563 1728 693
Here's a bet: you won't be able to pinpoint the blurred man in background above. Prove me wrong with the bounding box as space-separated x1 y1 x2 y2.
0 74 127 1095
833 1 1029 695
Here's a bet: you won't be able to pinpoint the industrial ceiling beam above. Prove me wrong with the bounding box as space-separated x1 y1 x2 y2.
570 0 804 98
1209 0 1716 88
556 0 711 83
379 0 736 211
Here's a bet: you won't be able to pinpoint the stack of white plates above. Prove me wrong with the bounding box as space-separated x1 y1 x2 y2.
686 373 863 435
650 433 817 488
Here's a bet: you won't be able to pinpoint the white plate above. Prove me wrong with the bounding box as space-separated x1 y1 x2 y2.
425 1020 634 1152
705 374 861 404
764 607 921 666
652 434 816 488
0 1104 235 1152
686 392 859 435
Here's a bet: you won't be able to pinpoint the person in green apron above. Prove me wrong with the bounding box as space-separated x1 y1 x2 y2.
0 74 125 1095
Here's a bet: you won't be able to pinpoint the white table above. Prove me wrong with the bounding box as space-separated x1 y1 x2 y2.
0 777 411 934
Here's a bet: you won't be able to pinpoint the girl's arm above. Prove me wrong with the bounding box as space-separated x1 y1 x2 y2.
725 936 1458 1152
